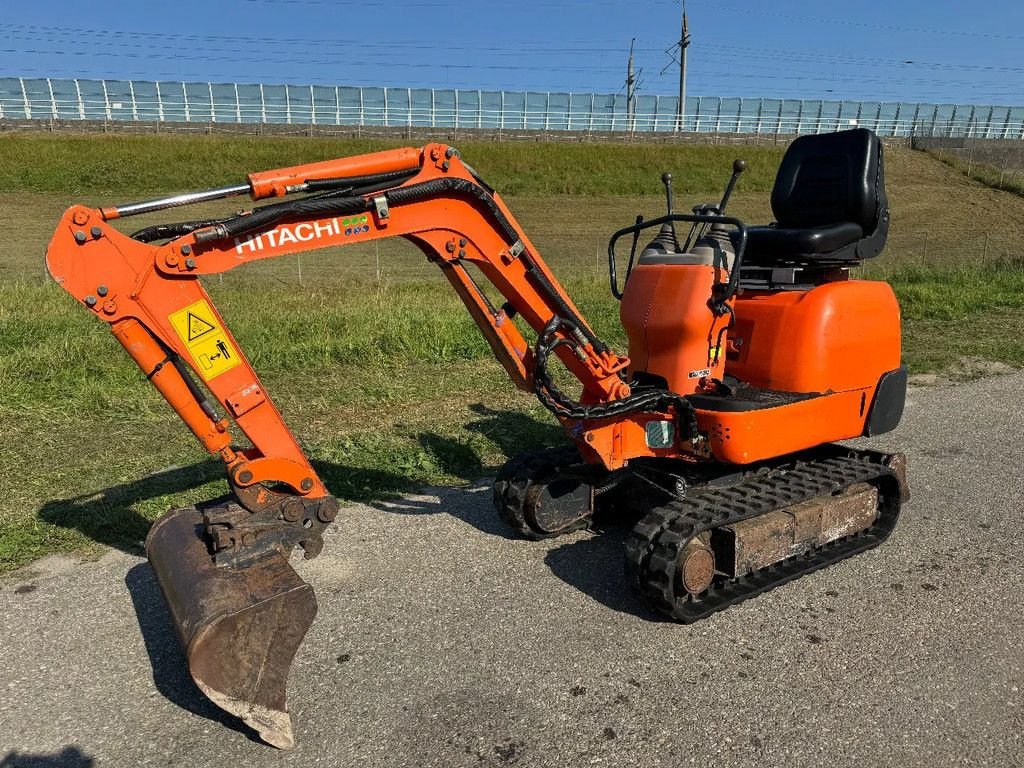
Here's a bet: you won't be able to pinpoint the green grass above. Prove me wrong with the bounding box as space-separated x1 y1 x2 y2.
0 132 783 197
924 147 1024 198
1 133 1022 574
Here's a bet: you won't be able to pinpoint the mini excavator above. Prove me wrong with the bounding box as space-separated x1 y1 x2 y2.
46 128 909 748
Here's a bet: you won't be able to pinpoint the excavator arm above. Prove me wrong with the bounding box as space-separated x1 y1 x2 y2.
45 144 677 747
47 144 638 528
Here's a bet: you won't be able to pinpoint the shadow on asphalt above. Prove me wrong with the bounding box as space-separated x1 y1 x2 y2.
543 530 666 622
123 563 263 745
39 405 656 631
0 746 94 767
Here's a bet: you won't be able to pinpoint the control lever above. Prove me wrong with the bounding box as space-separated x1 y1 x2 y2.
718 159 746 215
643 172 680 254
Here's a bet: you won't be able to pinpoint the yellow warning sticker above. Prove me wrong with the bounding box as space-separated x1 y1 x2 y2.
168 300 241 382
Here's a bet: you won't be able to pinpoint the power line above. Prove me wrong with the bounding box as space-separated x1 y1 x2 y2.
690 1 1024 42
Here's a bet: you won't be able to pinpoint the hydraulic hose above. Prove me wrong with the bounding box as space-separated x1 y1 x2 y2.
533 317 700 438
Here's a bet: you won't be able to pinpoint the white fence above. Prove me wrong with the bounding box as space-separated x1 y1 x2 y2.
2 77 1023 138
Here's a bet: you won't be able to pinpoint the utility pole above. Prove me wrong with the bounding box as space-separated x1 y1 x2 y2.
627 38 637 131
677 2 691 132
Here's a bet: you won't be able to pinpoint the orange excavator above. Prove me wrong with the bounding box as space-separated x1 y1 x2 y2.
46 128 909 748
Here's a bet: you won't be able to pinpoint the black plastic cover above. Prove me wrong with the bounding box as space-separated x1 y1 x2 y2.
864 365 908 436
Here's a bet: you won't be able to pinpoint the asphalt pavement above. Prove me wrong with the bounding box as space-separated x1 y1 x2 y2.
1 373 1022 768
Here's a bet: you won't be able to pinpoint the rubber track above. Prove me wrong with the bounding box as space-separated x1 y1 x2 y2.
624 451 903 622
493 445 590 539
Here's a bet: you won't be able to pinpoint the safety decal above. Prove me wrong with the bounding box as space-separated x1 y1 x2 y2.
169 300 241 382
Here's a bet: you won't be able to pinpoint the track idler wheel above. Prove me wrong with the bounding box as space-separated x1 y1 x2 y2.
493 445 594 539
146 506 317 749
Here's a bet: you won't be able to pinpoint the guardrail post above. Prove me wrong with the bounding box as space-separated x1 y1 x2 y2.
47 78 58 119
235 83 241 123
285 84 292 124
478 89 483 129
500 90 506 130
101 79 112 121
964 104 976 138
129 81 139 121
20 77 31 119
310 85 316 125
383 86 389 126
182 82 190 122
260 83 266 123
359 86 365 126
407 87 413 127
155 81 164 121
335 85 341 125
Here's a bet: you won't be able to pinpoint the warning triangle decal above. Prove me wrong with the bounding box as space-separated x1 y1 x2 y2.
187 312 216 341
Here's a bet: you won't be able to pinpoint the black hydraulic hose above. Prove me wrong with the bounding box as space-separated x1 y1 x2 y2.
130 170 416 244
131 169 609 357
220 195 370 239
532 317 700 437
131 218 226 243
384 177 608 354
303 168 417 193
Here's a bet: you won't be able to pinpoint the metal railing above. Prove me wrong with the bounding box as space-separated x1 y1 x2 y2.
2 77 1023 138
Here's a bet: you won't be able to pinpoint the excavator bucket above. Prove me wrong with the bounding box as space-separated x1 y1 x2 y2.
145 506 317 749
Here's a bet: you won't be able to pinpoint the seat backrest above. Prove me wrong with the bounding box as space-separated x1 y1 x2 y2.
771 128 884 231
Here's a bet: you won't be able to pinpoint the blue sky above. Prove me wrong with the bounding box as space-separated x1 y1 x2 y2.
2 0 1021 103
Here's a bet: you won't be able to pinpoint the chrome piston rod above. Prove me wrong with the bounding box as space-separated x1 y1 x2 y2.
107 183 252 219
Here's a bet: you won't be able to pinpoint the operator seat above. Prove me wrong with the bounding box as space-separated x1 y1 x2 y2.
744 128 888 265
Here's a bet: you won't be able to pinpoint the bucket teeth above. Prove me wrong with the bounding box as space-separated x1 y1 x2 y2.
146 506 318 749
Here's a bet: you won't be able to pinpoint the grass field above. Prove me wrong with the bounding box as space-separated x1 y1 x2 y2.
2 132 1023 573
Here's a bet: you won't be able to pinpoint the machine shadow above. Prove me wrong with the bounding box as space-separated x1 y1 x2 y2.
0 747 94 767
124 562 263 744
40 406 653 653
36 404 564 550
543 522 668 623
37 460 226 556
314 403 568 540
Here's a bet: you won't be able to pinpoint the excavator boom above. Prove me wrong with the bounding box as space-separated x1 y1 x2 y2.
44 144 665 747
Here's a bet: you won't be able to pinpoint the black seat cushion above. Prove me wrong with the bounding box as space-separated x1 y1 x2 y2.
745 221 863 257
744 128 888 265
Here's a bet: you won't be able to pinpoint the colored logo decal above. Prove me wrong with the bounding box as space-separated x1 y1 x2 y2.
341 215 371 236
